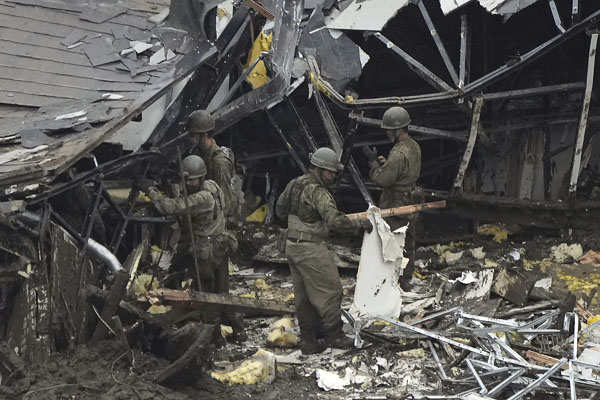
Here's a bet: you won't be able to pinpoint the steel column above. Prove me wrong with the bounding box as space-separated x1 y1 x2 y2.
459 14 471 89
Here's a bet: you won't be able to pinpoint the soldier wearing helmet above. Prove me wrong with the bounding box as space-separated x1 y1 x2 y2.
276 147 372 354
144 155 237 296
187 109 238 224
367 106 421 290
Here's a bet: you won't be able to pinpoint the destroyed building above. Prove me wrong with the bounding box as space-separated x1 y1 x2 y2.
1 0 600 398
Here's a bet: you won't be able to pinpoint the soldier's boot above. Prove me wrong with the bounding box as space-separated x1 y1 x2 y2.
326 323 354 349
301 337 327 355
297 304 326 355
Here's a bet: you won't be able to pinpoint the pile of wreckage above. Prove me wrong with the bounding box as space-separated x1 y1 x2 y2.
1 0 600 398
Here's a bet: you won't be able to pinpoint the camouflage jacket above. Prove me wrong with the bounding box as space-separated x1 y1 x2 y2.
276 170 358 240
199 139 235 218
147 179 225 243
369 136 421 208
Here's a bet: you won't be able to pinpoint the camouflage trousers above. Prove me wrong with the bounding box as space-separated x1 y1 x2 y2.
286 240 343 342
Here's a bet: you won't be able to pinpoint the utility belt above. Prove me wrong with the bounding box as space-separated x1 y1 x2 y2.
286 230 326 243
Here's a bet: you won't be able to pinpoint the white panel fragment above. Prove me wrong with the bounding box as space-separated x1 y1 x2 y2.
350 207 407 322
55 110 86 120
325 0 410 31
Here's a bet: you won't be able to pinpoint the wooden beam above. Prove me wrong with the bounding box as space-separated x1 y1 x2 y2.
569 33 599 200
453 97 484 192
148 289 294 316
346 201 447 221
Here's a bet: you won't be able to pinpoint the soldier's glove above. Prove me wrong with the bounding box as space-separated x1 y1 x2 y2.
359 219 373 234
135 178 157 192
361 145 377 162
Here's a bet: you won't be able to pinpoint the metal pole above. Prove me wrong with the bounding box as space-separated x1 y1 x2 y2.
569 33 598 200
266 111 307 173
177 146 202 291
549 0 566 33
459 14 470 89
453 97 484 192
416 0 459 87
488 368 525 397
372 33 453 92
466 359 488 394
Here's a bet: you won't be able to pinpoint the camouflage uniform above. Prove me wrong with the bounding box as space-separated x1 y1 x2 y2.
369 136 422 284
198 139 236 222
147 180 234 293
276 171 359 344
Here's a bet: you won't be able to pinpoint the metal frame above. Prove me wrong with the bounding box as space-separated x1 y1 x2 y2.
453 97 484 192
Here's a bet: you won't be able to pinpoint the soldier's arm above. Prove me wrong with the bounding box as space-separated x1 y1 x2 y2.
369 150 406 187
275 181 292 220
213 154 235 215
312 187 358 235
147 187 213 216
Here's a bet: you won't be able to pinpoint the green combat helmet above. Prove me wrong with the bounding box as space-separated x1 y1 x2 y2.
187 110 215 134
310 147 343 172
381 106 411 130
182 155 207 179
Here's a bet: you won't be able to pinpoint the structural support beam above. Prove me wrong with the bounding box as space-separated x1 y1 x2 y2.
569 33 599 199
453 97 484 192
372 33 453 92
416 0 459 87
459 14 470 89
481 82 585 100
266 111 307 173
549 0 566 33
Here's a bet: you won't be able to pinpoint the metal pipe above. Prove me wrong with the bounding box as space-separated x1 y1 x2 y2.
19 211 123 272
428 341 449 380
549 0 566 33
488 368 525 397
466 359 488 394
506 358 568 400
86 238 123 272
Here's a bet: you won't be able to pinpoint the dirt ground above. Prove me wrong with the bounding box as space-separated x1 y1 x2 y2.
3 220 600 399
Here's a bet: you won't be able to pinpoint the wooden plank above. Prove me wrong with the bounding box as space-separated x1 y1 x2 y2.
0 40 93 66
569 33 598 199
346 201 447 221
0 12 80 38
453 96 484 191
0 53 149 83
149 288 295 315
0 66 145 92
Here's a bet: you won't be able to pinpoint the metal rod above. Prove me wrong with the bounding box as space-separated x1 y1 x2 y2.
266 111 307 173
459 14 470 89
379 316 533 368
216 52 266 109
569 361 577 400
466 359 488 394
549 0 567 33
428 340 449 380
176 146 202 291
372 33 453 92
481 82 585 100
573 313 579 360
569 33 599 199
416 0 459 87
453 97 484 191
506 358 568 400
488 368 526 397
410 307 462 326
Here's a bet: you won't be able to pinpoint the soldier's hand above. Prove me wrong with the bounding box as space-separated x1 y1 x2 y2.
135 178 157 192
360 219 373 234
377 155 386 165
361 145 377 162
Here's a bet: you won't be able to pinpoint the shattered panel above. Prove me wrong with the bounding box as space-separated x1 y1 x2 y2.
325 0 409 31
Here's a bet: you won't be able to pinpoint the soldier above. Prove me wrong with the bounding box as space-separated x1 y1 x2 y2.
186 110 238 224
143 155 234 294
365 106 421 290
276 147 372 354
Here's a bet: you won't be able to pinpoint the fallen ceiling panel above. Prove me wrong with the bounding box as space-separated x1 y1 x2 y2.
441 0 541 15
325 0 409 31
